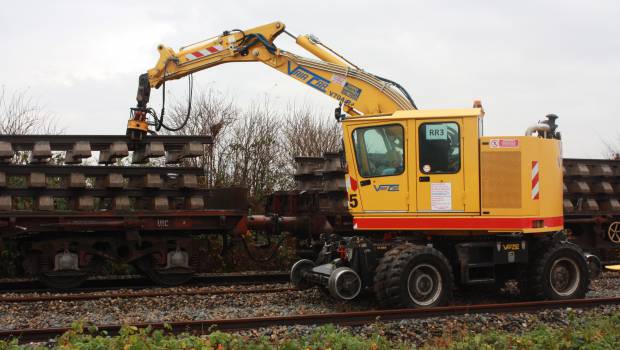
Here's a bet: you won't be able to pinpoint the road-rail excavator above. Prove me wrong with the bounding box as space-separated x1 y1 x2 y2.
127 21 590 307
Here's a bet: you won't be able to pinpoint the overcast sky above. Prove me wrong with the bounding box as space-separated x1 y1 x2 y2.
1 0 619 157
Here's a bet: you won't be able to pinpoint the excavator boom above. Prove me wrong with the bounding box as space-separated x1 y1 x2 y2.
127 21 415 140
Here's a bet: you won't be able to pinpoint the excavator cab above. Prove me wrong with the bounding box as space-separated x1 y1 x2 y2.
342 108 482 216
341 108 563 233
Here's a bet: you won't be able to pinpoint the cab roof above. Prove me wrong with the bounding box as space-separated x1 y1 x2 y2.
343 108 483 124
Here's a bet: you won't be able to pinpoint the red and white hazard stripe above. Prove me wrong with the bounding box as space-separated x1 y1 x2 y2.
345 175 358 192
531 160 540 200
184 45 224 61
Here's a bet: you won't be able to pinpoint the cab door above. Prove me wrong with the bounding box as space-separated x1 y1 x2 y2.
415 119 465 212
349 122 409 212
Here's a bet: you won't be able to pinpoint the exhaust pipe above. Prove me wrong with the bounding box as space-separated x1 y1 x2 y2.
526 114 561 140
525 124 550 136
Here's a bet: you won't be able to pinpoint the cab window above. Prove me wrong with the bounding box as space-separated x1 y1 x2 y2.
352 124 404 178
418 122 460 173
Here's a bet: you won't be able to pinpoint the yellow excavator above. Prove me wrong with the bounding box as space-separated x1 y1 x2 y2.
128 21 590 307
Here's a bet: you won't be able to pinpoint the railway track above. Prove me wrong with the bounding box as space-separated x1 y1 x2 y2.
0 285 292 304
0 272 289 294
0 269 617 304
2 296 619 343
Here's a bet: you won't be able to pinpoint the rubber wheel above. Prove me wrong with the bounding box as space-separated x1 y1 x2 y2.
528 242 590 300
374 244 453 308
373 244 412 308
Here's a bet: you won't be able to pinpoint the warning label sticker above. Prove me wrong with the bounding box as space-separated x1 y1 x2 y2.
342 82 362 100
431 182 452 211
331 74 347 86
489 139 519 148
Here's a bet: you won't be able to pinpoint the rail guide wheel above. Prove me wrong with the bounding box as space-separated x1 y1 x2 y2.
374 244 453 308
328 267 362 300
290 259 315 290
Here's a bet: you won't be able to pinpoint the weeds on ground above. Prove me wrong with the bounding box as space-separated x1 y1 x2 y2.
2 312 620 349
422 311 620 350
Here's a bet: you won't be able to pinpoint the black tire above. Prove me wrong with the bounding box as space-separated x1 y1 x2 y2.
374 244 453 308
528 241 590 300
373 243 413 308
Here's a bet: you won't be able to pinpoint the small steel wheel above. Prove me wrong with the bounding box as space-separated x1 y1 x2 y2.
290 259 315 290
328 267 362 300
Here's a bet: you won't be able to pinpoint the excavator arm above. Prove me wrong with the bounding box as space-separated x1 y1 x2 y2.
127 21 416 140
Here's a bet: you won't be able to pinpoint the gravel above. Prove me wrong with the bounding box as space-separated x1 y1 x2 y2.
231 304 620 348
1 271 619 347
587 272 620 298
0 281 290 300
0 284 369 330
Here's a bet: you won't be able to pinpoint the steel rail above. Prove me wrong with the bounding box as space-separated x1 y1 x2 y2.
0 272 289 294
2 296 620 343
0 286 293 303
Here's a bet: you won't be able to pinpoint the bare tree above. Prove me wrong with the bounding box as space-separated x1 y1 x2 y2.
281 102 342 160
0 87 62 135
602 135 620 160
163 89 344 205
279 103 342 190
224 100 289 206
165 89 239 187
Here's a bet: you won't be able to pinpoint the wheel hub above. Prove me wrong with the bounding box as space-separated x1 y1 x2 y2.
549 257 580 297
552 266 570 290
407 264 442 306
415 274 434 295
328 267 362 300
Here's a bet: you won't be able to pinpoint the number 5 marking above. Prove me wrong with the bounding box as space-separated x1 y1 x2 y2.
349 194 358 208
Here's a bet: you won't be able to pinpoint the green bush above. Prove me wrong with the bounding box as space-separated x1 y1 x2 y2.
423 311 620 350
0 239 19 277
2 312 620 350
